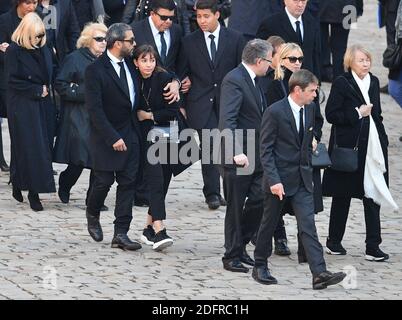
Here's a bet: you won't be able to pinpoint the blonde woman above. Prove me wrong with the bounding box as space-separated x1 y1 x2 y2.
5 12 55 211
265 42 324 262
53 22 108 206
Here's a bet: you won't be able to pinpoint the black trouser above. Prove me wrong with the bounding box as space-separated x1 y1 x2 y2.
87 143 139 235
197 109 221 200
59 164 94 201
222 168 263 261
144 159 173 221
273 215 287 241
320 22 351 79
254 186 326 276
328 196 382 250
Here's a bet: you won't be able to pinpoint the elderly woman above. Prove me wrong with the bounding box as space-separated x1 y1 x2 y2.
5 12 55 211
323 44 398 261
53 22 107 205
265 43 324 261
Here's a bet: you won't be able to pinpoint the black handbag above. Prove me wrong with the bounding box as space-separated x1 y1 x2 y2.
382 42 402 69
330 122 363 172
312 143 331 169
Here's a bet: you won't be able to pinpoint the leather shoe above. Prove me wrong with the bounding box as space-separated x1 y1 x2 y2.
58 188 70 204
28 192 43 211
86 210 103 242
240 247 255 266
219 195 227 206
252 266 278 285
313 271 346 290
0 162 9 172
274 239 291 256
223 259 249 273
100 205 108 212
206 195 220 210
133 197 149 207
111 234 142 251
12 185 23 203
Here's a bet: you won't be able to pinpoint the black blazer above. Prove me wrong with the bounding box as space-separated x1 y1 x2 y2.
322 72 389 199
219 63 266 172
256 10 321 80
37 0 80 63
85 52 141 172
131 18 183 73
177 27 245 129
260 97 315 196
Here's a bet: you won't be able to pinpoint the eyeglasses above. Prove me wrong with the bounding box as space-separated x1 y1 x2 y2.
155 12 175 21
35 33 45 40
261 57 272 63
93 36 106 43
285 56 304 63
118 37 135 45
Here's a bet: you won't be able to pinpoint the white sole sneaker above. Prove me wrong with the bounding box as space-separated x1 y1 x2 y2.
365 254 388 262
140 235 154 246
153 238 173 251
325 247 345 255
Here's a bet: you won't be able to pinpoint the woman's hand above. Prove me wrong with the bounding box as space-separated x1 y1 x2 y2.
312 137 318 152
358 104 373 117
41 85 49 97
137 110 153 121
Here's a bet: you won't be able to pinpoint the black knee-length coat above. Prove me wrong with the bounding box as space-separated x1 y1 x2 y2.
322 71 389 199
5 43 56 193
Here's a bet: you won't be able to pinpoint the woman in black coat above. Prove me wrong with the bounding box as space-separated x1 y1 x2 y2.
5 12 55 211
134 44 192 251
265 42 324 261
322 45 392 261
53 22 107 204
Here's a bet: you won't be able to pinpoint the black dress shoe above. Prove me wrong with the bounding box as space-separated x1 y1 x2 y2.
252 266 278 285
28 192 43 211
223 259 249 273
206 195 220 210
312 271 346 290
86 210 103 242
274 239 291 256
58 188 70 204
111 234 142 251
0 162 9 172
12 185 23 203
219 195 227 206
240 248 255 266
100 205 108 212
133 197 149 207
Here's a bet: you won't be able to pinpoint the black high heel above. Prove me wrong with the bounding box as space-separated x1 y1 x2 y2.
12 185 23 203
28 192 43 211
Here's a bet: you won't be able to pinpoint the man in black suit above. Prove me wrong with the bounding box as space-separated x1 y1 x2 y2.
219 39 273 273
254 70 346 289
256 0 321 80
84 23 142 251
131 0 182 73
177 0 245 210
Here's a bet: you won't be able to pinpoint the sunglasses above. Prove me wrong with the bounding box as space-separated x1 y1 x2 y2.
35 33 45 40
119 37 135 45
155 12 175 21
93 36 106 42
285 56 304 63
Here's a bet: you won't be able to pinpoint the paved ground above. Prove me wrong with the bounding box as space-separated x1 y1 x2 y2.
0 0 401 300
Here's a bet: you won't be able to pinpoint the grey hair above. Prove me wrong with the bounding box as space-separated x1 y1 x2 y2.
106 23 133 49
242 39 273 65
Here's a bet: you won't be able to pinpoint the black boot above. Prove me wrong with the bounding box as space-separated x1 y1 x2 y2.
28 192 43 211
0 124 9 172
12 185 23 203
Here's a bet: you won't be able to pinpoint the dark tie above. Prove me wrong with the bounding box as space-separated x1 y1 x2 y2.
299 107 304 144
117 61 130 99
209 34 216 64
295 21 303 44
159 31 167 64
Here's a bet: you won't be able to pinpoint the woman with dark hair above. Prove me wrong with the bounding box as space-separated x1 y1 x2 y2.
5 12 55 211
134 44 191 251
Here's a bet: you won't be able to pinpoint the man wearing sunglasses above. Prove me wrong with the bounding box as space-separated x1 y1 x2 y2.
256 0 321 80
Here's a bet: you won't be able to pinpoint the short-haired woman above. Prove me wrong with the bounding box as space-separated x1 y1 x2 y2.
53 22 107 205
5 12 55 211
323 44 398 261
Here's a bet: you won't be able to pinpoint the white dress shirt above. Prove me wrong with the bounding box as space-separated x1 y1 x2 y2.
203 23 220 61
107 50 135 107
149 16 171 57
288 96 304 132
285 7 304 41
242 62 257 86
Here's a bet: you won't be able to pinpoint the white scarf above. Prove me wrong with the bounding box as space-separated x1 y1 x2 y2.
352 71 398 211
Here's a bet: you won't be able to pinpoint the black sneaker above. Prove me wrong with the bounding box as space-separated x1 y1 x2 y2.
141 225 155 245
365 248 389 262
325 239 347 255
152 229 173 251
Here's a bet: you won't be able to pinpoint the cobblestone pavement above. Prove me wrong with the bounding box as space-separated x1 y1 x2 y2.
0 0 401 300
